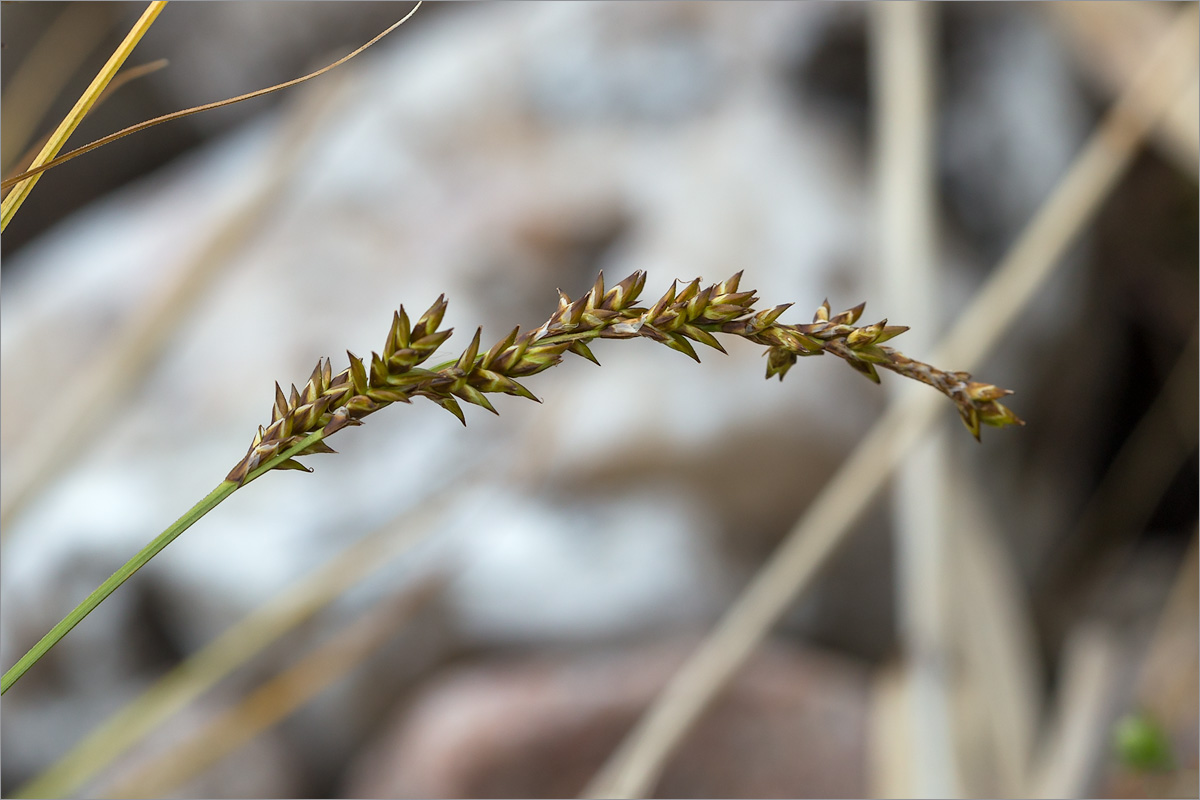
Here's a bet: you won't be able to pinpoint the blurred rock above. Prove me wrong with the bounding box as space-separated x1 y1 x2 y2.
342 638 870 799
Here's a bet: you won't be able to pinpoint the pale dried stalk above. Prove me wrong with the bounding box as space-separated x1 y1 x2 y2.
1048 2 1200 177
0 1 165 229
1028 625 1122 798
3 59 171 185
0 72 347 536
0 2 423 194
229 270 1021 484
872 3 958 795
948 471 1042 795
582 7 1198 798
578 9 1190 796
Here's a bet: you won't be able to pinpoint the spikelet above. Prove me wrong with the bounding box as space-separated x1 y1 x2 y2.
227 271 1022 482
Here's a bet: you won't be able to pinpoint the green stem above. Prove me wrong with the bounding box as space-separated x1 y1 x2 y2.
1 323 736 693
1 431 325 694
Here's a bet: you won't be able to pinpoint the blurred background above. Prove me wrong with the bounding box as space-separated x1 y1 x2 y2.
1 2 1196 798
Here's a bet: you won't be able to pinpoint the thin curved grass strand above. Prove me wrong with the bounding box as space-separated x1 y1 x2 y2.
0 1 422 193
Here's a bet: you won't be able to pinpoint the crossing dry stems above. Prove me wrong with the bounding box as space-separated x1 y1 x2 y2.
229 270 1022 484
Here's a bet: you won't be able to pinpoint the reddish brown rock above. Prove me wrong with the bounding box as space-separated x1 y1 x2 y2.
343 638 869 798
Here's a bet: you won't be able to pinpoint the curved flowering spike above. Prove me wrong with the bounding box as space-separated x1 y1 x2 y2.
675 278 702 305
395 307 412 349
454 328 483 373
409 328 454 360
293 394 333 431
430 394 466 425
367 387 412 404
369 352 389 387
750 303 793 332
569 340 602 365
661 332 700 362
473 369 540 401
679 323 726 353
347 351 369 395
958 404 982 441
717 289 756 307
345 394 381 416
274 409 295 441
273 382 289 423
848 344 888 364
506 340 570 377
650 303 685 333
452 383 498 414
383 311 400 359
557 295 589 330
582 304 619 330
589 272 606 307
385 311 414 359
322 406 362 437
830 302 867 326
229 270 1023 485
602 270 647 310
490 329 536 372
481 326 519 370
646 280 677 321
765 346 797 380
628 271 649 305
413 295 448 340
873 325 909 345
979 400 1024 429
843 357 881 384
608 315 644 336
717 271 743 295
296 439 337 456
700 301 754 326
966 381 1013 402
684 284 714 322
847 319 888 347
302 361 324 403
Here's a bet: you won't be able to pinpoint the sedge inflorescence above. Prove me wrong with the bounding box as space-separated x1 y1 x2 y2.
227 271 1022 483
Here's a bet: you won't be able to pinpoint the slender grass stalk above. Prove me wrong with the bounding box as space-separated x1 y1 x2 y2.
14 485 458 799
873 4 958 795
1 272 1022 694
3 59 171 185
0 430 324 694
0 71 344 537
0 1 166 230
0 2 423 194
2 482 230 695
